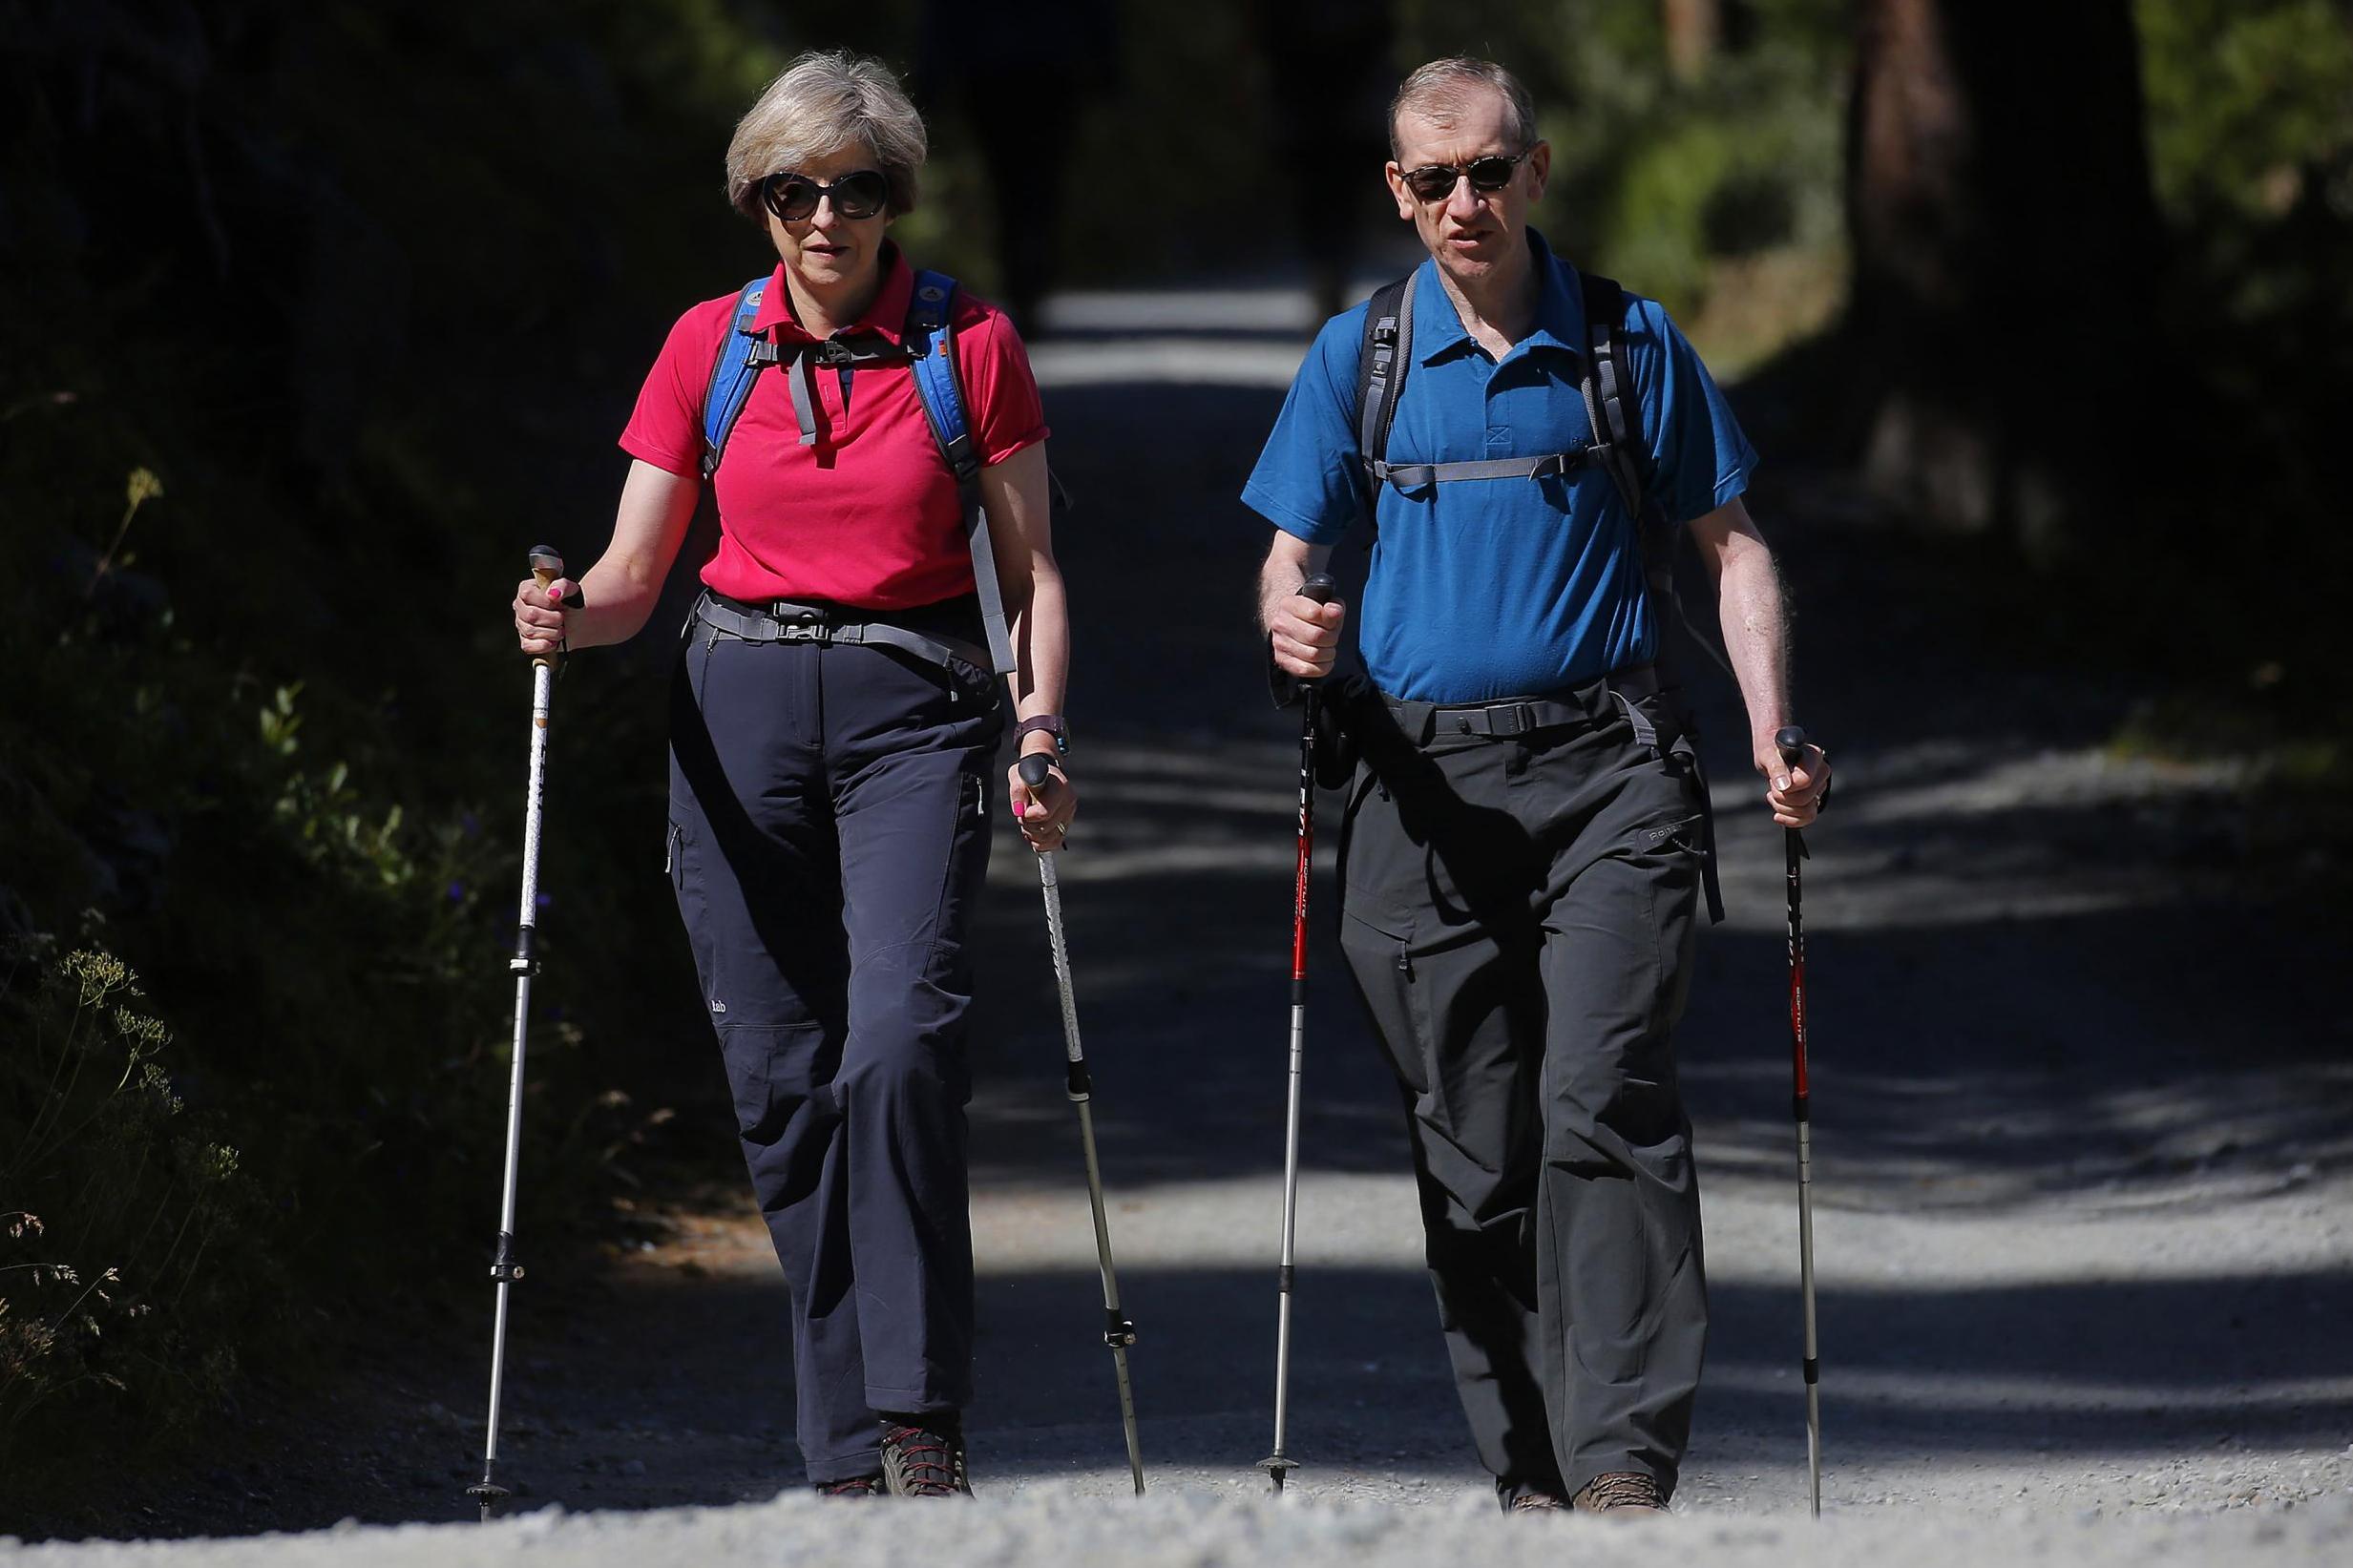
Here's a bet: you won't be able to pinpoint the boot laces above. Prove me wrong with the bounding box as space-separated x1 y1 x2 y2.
816 1474 882 1498
884 1422 965 1496
1575 1471 1665 1512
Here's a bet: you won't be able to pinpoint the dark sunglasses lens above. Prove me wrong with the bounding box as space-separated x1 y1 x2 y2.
1465 157 1518 191
832 171 888 218
766 176 819 221
1405 167 1458 202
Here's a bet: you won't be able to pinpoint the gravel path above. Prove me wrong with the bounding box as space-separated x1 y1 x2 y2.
12 285 2348 1562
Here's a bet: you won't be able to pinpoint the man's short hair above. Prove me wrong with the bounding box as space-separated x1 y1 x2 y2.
1387 56 1539 162
725 50 928 223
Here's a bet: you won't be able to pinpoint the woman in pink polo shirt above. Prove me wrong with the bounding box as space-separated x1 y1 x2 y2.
509 50 1072 1500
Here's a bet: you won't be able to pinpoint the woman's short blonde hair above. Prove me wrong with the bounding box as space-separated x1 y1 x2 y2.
725 51 928 222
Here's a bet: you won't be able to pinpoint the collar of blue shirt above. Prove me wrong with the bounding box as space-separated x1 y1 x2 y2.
1412 226 1588 366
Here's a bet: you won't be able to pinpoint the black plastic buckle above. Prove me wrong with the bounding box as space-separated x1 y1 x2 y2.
1490 702 1534 737
770 606 832 644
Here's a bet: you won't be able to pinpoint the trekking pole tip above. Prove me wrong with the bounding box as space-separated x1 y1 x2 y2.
1775 725 1807 765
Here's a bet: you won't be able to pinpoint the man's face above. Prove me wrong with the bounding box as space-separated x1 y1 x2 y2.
1385 91 1549 289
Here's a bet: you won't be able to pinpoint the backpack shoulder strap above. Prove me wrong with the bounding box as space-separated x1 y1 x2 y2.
1578 274 1673 613
1353 272 1417 512
904 269 1015 675
1576 274 1650 533
701 277 775 480
1581 274 1737 694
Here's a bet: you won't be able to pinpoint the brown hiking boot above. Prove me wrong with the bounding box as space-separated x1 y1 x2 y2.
813 1474 884 1498
1570 1471 1669 1516
1506 1486 1568 1513
879 1415 971 1498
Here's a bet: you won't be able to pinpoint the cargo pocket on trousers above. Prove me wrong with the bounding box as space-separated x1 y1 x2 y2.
1338 897 1432 1099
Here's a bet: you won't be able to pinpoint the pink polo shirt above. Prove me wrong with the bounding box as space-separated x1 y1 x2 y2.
620 250 1049 610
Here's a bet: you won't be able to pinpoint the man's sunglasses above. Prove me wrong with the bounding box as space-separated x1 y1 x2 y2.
1398 149 1532 205
761 169 890 222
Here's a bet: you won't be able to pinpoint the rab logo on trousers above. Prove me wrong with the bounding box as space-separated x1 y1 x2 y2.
710 998 727 1014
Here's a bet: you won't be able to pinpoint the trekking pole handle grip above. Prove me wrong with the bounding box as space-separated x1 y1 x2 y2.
1018 753 1054 790
1298 573 1337 607
1775 726 1808 767
528 546 566 669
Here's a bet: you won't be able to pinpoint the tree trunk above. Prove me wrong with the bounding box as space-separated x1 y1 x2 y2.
1846 0 2164 564
1660 0 1723 82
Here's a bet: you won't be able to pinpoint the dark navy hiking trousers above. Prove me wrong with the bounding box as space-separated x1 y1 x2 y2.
1334 679 1712 1504
666 594 1001 1484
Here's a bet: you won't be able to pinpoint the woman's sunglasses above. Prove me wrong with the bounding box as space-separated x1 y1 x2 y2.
761 169 890 223
1398 149 1532 205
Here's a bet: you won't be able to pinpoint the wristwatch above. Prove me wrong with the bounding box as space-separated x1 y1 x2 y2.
1014 713 1070 758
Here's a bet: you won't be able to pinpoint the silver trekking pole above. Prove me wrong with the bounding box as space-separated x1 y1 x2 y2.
1775 726 1823 1518
467 545 566 1522
1262 572 1336 1495
1016 753 1145 1495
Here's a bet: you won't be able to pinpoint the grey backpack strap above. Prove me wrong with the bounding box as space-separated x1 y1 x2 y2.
1576 275 1661 589
905 271 1018 676
1368 449 1589 488
1356 268 1587 495
1354 272 1416 513
1579 274 1735 685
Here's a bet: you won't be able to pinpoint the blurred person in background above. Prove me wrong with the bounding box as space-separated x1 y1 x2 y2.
917 0 1121 334
1260 0 1395 321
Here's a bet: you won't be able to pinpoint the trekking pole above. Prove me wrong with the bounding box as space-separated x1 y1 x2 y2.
467 545 566 1523
1016 753 1145 1496
1263 572 1337 1496
1775 725 1823 1519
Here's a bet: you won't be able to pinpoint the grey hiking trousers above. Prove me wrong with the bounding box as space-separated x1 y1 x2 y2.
1334 675 1712 1501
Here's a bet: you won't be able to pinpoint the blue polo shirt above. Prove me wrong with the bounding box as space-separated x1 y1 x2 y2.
1242 230 1756 703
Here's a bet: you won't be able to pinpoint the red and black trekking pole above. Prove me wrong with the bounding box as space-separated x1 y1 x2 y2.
1775 725 1823 1518
467 546 567 1522
1262 572 1338 1495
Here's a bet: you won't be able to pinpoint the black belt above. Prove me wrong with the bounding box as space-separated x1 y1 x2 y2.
691 591 992 678
1382 663 1670 745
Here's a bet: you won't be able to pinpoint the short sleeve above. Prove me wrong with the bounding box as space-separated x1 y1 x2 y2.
1240 310 1366 544
1631 299 1757 526
620 296 735 478
956 308 1051 467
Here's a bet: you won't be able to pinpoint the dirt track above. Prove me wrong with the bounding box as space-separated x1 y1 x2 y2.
11 284 2350 1561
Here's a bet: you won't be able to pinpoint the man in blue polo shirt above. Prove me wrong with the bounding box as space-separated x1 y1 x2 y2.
1248 56 1829 1516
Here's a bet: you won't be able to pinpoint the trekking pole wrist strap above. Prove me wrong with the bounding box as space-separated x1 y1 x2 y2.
1014 713 1070 757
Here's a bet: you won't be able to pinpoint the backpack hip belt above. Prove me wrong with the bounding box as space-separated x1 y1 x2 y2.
692 590 992 679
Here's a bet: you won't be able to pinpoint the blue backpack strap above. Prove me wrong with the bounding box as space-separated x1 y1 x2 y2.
905 269 1016 675
701 277 776 480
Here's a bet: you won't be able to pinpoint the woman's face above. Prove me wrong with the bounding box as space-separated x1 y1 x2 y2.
764 141 893 300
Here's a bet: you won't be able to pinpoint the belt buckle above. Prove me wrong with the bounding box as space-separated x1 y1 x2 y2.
1489 702 1532 738
771 604 831 644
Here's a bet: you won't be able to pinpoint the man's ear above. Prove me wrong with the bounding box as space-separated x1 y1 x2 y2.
1526 140 1551 204
1383 161 1415 222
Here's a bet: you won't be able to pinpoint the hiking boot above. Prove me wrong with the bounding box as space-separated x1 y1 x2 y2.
1498 1474 1569 1513
1570 1471 1669 1516
813 1474 884 1498
879 1414 971 1498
